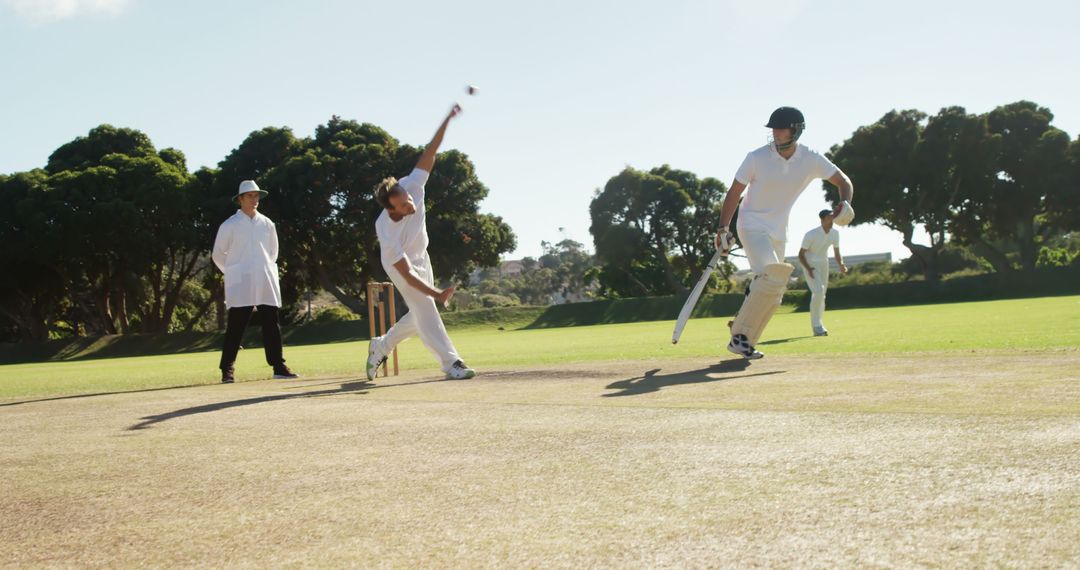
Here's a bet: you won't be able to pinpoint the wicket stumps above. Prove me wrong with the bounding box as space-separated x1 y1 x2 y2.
366 282 399 376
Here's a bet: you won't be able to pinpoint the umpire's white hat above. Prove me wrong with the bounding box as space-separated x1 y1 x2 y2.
235 180 269 202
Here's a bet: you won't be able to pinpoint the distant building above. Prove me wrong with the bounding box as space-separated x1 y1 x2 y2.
550 288 594 305
731 252 893 284
467 258 597 305
467 259 525 285
499 259 525 277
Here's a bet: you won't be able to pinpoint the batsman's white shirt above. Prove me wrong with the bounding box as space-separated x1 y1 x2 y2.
800 226 840 262
212 210 282 309
376 168 430 270
735 143 839 241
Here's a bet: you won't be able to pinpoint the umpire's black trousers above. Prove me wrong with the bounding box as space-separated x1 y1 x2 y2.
219 305 285 370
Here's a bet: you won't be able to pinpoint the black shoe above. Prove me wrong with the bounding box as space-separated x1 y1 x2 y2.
272 365 299 379
221 368 235 384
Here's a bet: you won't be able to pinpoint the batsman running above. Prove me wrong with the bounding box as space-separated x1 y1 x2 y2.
366 104 476 381
716 107 855 359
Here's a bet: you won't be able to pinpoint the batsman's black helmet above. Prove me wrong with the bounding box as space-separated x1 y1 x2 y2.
766 107 805 130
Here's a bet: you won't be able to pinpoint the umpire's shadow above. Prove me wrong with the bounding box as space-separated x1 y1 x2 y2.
126 381 372 431
126 377 443 431
604 360 784 397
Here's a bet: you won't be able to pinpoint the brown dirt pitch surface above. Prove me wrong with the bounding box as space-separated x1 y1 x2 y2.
2 351 1079 567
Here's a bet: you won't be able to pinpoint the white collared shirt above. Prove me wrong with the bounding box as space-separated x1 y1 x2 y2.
734 143 839 241
376 168 431 271
212 210 282 308
801 225 840 262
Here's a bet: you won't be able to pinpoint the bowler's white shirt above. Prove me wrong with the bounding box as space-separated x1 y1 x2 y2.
735 143 839 241
800 225 840 262
212 210 282 308
376 168 431 271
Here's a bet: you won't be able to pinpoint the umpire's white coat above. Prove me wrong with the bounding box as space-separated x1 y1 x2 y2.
212 210 282 309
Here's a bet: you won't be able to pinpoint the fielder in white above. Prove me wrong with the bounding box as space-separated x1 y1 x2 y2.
798 209 848 337
366 104 476 381
715 107 855 359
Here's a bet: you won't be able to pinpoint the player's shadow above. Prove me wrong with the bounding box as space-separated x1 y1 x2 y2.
603 360 784 397
0 384 205 408
125 377 443 431
759 336 813 346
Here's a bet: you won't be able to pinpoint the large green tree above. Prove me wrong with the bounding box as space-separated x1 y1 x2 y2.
218 116 515 314
825 110 944 278
590 165 729 298
976 101 1072 271
4 115 515 340
914 107 1001 278
0 170 67 340
41 125 207 334
1059 136 1080 232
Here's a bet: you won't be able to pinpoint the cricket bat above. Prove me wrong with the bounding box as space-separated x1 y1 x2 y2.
671 250 724 344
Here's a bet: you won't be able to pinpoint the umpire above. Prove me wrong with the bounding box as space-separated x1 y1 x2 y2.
211 180 299 383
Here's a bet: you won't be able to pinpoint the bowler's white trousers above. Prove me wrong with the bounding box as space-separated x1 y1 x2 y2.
378 253 462 373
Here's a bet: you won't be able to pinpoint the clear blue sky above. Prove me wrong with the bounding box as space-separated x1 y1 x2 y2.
2 0 1077 267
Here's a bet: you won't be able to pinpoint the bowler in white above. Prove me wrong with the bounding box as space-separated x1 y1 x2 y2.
366 104 476 381
798 209 848 336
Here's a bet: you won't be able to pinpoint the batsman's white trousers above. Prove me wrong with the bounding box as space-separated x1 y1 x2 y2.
804 259 830 329
380 253 462 373
737 227 786 275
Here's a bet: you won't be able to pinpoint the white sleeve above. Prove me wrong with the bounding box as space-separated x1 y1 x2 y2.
734 152 755 186
268 222 279 263
815 151 839 179
800 230 814 251
398 167 431 201
211 223 230 272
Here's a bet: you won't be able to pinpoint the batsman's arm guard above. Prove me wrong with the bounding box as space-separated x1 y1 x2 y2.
730 263 793 347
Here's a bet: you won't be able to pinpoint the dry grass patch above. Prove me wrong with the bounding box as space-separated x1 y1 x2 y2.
2 351 1079 567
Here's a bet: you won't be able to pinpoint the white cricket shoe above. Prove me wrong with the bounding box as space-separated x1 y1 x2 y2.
813 326 829 337
446 360 476 380
727 333 764 360
366 336 386 381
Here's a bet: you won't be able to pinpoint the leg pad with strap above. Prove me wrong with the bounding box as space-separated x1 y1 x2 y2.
730 263 793 347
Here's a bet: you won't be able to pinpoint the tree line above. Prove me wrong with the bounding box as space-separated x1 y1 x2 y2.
0 119 516 341
4 100 1078 341
589 100 1080 295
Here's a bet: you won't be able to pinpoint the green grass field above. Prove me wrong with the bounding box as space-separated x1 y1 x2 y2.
2 295 1078 400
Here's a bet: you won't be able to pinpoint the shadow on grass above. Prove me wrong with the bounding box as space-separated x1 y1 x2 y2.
603 360 784 397
125 377 447 431
1 383 210 408
759 336 813 346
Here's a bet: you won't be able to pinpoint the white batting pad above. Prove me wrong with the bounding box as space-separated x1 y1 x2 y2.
730 263 794 347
